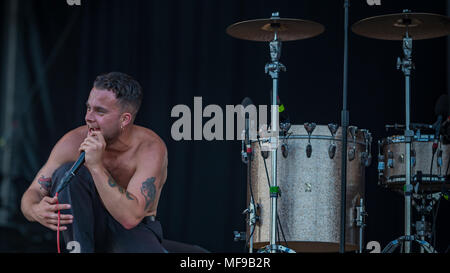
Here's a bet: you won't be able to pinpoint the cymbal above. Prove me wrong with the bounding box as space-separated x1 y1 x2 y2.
352 12 450 41
226 17 325 42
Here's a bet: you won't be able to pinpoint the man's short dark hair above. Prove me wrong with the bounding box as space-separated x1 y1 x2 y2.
93 72 143 116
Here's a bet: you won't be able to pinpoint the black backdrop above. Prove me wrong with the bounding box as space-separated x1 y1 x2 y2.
1 0 449 253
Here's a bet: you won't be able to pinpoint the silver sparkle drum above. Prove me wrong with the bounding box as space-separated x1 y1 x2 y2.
377 133 450 192
247 124 371 252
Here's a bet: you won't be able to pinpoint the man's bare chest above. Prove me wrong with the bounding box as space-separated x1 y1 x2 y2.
102 154 136 188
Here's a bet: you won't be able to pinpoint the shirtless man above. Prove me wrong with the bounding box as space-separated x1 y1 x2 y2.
20 72 168 252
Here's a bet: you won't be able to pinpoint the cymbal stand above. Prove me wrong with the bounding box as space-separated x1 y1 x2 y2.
396 26 414 253
263 12 285 253
383 12 416 252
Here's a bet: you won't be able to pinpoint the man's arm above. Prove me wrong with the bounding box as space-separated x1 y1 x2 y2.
21 127 83 229
86 141 167 230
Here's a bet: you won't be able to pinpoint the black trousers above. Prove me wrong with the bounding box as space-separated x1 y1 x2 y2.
50 162 167 253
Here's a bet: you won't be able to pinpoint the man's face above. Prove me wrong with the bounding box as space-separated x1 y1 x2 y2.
85 88 122 142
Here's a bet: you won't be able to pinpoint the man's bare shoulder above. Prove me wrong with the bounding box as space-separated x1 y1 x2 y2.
48 125 88 164
133 125 167 163
59 125 88 146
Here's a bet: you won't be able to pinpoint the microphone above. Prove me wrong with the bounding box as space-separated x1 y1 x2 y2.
53 152 86 195
433 94 448 153
241 97 254 163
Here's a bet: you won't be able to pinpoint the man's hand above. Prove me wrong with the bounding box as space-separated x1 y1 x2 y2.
79 131 106 170
31 196 73 231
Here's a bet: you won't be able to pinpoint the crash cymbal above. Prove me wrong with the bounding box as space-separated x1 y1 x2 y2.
352 11 450 41
226 16 325 42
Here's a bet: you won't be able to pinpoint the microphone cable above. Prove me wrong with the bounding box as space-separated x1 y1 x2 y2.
55 192 61 253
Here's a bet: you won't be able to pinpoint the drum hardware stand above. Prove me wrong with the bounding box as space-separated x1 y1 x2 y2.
385 11 416 253
241 126 260 253
260 12 285 254
414 216 431 253
355 198 368 253
339 0 350 253
257 245 296 253
412 193 440 253
226 11 324 255
242 200 260 253
351 9 450 253
382 235 436 253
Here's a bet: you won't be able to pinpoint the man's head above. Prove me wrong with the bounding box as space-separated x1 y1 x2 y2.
85 72 143 142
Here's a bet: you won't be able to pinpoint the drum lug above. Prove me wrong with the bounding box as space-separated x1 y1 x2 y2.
348 147 356 161
328 143 337 159
377 147 387 186
362 130 373 167
327 123 339 136
377 154 385 167
437 149 443 167
367 153 372 166
362 130 372 142
387 151 394 168
360 151 371 167
348 126 358 140
377 154 385 179
348 126 358 161
377 141 385 178
328 123 338 159
281 143 289 158
306 143 312 158
304 122 316 135
304 123 316 158
411 149 416 167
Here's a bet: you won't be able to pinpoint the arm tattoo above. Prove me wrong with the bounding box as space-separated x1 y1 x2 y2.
38 176 52 192
141 177 156 211
104 171 135 201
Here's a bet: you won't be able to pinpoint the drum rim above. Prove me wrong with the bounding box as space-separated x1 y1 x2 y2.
252 135 368 145
382 134 436 144
382 174 448 183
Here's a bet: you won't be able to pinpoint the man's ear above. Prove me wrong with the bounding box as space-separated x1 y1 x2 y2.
120 112 133 128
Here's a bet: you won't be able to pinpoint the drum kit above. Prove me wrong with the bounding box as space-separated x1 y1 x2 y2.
227 9 450 253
